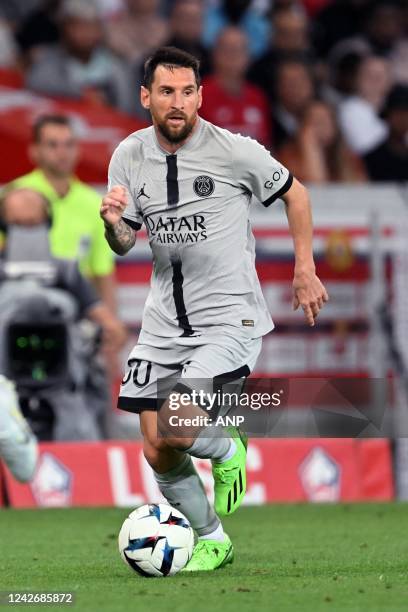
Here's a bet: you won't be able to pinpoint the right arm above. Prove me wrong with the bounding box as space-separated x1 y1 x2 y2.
104 218 136 256
100 186 137 256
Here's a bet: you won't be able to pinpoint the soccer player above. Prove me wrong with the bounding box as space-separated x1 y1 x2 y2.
101 47 328 571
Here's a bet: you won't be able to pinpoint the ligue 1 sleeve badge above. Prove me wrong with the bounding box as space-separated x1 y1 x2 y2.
193 175 215 197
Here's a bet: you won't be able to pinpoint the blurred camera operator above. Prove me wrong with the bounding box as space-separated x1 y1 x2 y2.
0 188 125 353
8 115 127 426
0 188 126 440
10 114 117 314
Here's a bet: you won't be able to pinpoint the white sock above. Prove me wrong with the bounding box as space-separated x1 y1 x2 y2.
198 522 226 542
217 438 237 463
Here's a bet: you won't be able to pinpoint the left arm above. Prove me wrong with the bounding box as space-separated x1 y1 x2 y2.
231 134 329 325
282 178 329 326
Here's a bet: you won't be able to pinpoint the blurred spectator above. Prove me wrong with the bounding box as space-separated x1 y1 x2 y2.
328 1 408 85
249 8 314 104
25 0 133 113
313 0 373 57
203 0 270 59
15 0 61 66
106 0 168 66
0 19 18 67
10 115 117 313
271 6 311 55
338 55 391 155
166 0 210 77
278 99 366 183
362 1 404 57
327 42 369 102
201 27 271 147
272 58 315 148
364 85 408 182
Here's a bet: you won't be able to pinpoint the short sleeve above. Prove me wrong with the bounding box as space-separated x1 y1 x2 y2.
232 135 293 207
108 145 143 230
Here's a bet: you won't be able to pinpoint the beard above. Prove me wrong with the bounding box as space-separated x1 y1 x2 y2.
155 111 197 144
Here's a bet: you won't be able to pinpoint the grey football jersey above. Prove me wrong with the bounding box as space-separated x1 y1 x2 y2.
108 118 293 338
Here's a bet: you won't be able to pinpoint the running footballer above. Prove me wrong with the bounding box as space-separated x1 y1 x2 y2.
101 47 328 571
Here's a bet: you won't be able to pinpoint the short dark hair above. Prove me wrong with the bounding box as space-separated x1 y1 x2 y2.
32 114 73 143
143 46 201 89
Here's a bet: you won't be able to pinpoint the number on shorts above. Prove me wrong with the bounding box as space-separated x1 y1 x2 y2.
121 359 152 388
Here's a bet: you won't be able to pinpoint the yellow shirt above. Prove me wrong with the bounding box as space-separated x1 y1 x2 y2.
11 169 114 277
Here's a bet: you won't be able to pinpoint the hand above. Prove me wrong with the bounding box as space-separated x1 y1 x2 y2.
100 186 127 227
292 267 329 326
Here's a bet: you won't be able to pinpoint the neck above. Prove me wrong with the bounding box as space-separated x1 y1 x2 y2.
154 116 200 154
43 170 71 197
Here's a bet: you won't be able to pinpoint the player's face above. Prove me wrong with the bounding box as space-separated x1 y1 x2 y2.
141 66 202 145
30 124 79 178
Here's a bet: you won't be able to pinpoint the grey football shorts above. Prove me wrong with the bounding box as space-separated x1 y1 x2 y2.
117 328 262 413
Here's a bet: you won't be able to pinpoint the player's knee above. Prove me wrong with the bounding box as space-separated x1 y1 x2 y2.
142 437 170 468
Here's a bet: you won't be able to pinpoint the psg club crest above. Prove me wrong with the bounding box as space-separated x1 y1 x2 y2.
299 447 341 502
193 175 215 197
30 452 73 507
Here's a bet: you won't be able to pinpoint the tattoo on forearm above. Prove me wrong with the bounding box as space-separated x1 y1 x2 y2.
104 219 136 255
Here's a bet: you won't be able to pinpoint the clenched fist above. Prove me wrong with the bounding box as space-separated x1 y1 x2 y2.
100 186 128 227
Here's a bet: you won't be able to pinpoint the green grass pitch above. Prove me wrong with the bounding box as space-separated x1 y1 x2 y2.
0 504 407 612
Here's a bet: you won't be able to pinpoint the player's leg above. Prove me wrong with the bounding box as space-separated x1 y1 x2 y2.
141 411 227 532
158 394 245 515
162 333 261 571
155 393 243 571
141 410 233 572
179 333 262 518
118 354 231 568
0 375 38 482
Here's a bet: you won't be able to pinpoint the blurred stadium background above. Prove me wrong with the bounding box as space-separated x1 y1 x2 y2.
1 0 408 510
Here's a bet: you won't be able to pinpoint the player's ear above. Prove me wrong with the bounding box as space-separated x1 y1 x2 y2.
197 85 203 110
141 86 150 110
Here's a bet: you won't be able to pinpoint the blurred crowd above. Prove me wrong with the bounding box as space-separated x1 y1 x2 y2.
0 0 407 182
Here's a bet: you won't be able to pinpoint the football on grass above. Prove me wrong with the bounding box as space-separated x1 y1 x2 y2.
118 503 194 577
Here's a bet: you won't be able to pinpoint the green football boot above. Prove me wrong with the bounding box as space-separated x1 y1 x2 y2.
182 534 234 572
212 427 248 517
